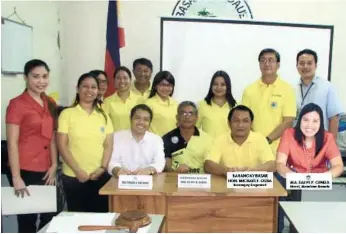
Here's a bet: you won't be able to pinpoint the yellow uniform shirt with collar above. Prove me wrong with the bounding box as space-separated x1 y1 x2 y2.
131 82 152 100
206 131 275 168
197 99 233 139
145 95 178 136
162 127 213 173
241 76 296 152
103 91 143 132
58 105 113 177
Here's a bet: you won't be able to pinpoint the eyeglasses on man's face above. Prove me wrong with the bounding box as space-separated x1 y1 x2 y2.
259 58 277 65
178 111 196 117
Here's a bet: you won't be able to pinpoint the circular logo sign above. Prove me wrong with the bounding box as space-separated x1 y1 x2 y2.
172 0 253 19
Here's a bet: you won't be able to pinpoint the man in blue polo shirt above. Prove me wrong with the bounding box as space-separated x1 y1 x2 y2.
295 49 343 138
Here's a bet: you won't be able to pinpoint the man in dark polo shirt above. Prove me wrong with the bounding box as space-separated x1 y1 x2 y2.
163 101 213 173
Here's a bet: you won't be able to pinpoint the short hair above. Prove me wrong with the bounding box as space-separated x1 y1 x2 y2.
296 49 318 64
114 66 132 79
177 101 198 115
130 104 153 122
258 48 281 63
294 103 324 156
133 58 153 71
227 105 254 122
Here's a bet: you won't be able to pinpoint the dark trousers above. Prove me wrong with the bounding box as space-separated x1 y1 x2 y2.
61 172 110 212
8 170 56 233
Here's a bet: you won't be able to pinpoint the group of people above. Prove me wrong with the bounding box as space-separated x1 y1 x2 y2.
5 48 345 232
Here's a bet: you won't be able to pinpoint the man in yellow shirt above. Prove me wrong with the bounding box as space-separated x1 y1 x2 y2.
204 105 275 176
242 48 296 152
131 58 153 98
163 101 213 174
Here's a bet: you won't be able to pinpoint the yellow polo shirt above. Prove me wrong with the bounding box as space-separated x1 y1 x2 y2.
197 100 233 139
103 91 143 132
145 95 178 136
206 131 274 168
131 82 151 99
163 127 213 173
58 105 113 177
241 77 296 151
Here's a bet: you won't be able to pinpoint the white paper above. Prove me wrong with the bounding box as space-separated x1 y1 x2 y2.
286 173 332 190
227 171 274 189
118 175 153 190
178 174 211 188
1 185 57 215
45 213 152 233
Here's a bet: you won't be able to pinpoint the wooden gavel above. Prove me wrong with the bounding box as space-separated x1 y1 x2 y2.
78 222 141 233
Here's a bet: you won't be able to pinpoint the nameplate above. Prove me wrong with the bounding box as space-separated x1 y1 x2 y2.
286 173 332 190
118 175 153 190
178 174 211 188
227 171 274 189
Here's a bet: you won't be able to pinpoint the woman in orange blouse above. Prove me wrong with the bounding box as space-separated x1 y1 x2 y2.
276 103 344 178
6 59 57 233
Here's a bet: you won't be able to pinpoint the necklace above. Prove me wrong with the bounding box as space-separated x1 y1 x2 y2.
302 140 315 172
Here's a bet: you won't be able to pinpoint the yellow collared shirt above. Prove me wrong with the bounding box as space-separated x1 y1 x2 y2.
131 82 152 99
241 76 296 151
206 131 274 168
163 127 213 173
145 95 178 136
197 99 233 139
103 91 143 132
58 105 113 177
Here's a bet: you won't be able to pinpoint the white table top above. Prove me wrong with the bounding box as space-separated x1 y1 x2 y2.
280 201 346 233
39 212 165 233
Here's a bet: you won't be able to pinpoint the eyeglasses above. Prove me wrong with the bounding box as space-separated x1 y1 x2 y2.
157 83 173 88
98 79 108 84
259 58 277 64
179 112 196 117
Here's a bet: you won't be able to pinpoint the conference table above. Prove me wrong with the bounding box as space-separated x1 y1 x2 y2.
99 173 287 233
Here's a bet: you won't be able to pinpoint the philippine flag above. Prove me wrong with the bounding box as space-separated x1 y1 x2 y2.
104 0 125 97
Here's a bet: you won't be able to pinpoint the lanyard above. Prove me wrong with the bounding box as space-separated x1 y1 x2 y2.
300 83 314 106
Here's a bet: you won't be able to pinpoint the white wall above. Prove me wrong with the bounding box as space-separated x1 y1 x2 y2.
2 0 345 140
1 1 62 140
59 0 346 111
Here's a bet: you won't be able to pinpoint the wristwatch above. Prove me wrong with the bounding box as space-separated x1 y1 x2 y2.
266 136 273 144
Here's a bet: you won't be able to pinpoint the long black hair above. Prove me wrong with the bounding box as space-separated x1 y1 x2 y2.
148 71 175 98
204 70 237 108
71 72 108 123
294 103 324 156
24 59 57 128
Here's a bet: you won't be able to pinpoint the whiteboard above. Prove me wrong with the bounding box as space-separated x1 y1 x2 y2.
160 18 333 103
1 17 33 74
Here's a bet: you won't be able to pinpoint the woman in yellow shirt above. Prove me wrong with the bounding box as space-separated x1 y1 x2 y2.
145 71 178 136
197 70 237 139
103 66 143 132
57 72 113 212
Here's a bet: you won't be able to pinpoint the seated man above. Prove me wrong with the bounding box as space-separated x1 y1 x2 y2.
204 105 275 176
108 104 165 176
163 101 213 173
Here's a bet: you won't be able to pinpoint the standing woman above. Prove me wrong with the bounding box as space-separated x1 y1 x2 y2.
103 66 143 132
57 73 113 212
6 59 57 233
145 71 178 136
89 69 108 104
197 71 237 139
